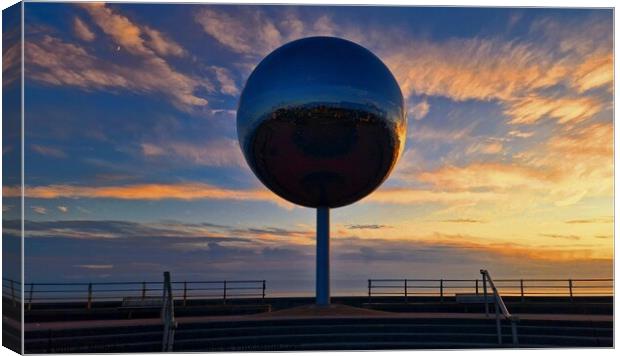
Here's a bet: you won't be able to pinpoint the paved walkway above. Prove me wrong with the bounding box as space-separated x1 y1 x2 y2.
21 303 613 332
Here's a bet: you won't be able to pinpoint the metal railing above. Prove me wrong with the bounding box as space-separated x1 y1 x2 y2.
481 269 518 346
1 278 21 306
367 277 613 302
2 278 266 310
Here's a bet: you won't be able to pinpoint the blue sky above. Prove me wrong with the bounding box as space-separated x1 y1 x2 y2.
1 3 613 294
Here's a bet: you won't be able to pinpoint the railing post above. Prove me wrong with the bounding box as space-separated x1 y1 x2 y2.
404 280 408 303
223 281 227 304
440 279 444 303
520 279 524 303
87 283 92 310
10 279 16 307
482 271 489 317
569 279 573 302
368 279 371 303
495 294 502 345
511 319 519 346
28 283 34 311
262 280 266 300
475 279 479 295
141 282 146 300
183 281 187 307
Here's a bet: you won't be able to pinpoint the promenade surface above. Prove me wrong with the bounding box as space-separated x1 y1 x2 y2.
19 304 614 332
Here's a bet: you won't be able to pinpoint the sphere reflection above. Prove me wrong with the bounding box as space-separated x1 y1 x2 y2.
237 36 406 208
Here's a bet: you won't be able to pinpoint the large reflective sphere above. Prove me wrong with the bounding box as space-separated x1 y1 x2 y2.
237 36 407 208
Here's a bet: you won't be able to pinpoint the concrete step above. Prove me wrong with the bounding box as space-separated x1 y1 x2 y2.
23 315 613 352
173 331 503 350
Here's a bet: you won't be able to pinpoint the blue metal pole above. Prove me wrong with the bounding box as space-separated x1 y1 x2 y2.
316 207 330 305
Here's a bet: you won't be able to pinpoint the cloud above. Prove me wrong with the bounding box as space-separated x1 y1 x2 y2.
2 26 21 87
540 234 581 241
408 100 430 120
505 96 603 125
190 8 610 128
27 4 210 111
6 181 510 209
565 218 613 224
417 162 557 191
212 66 239 96
57 206 69 213
7 218 312 247
408 119 611 208
140 138 246 168
74 264 113 269
508 130 534 138
385 38 561 102
346 224 392 230
30 144 67 158
465 141 503 155
336 234 607 264
379 16 611 126
571 53 613 93
439 219 486 224
5 182 291 208
546 121 612 158
364 188 499 205
194 8 285 57
31 206 47 215
73 17 96 41
18 219 611 286
79 3 176 57
142 26 186 57
410 125 474 142
26 34 209 111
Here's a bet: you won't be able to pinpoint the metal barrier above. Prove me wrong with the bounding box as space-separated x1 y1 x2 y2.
2 278 266 310
1 278 21 307
481 269 518 346
367 277 612 302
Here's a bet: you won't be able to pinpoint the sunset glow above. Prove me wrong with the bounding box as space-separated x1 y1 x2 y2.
3 3 612 294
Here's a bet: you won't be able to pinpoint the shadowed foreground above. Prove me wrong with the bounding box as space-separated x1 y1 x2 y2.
14 298 613 353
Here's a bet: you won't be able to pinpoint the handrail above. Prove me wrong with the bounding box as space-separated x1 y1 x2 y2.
481 269 518 346
161 271 176 352
366 277 613 302
3 278 267 309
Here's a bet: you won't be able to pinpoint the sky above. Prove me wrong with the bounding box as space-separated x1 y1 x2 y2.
2 3 614 295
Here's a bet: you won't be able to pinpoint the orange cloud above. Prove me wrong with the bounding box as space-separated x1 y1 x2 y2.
546 121 612 158
73 17 96 42
572 53 613 93
506 96 603 125
385 37 569 102
364 188 499 205
465 141 504 155
211 66 239 96
80 3 149 56
4 183 292 208
28 4 209 110
417 163 558 191
26 34 209 110
142 26 186 57
378 18 611 127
